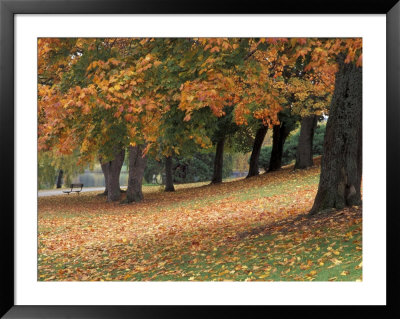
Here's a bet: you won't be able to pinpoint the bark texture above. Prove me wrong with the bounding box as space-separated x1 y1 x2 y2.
104 149 125 202
100 160 109 195
56 169 63 188
268 122 290 172
247 125 268 178
165 156 175 192
310 58 362 215
126 145 147 203
211 137 225 184
294 115 318 169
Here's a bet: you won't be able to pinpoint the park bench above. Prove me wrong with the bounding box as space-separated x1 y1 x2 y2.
62 183 83 195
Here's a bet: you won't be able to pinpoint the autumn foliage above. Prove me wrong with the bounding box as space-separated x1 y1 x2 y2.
38 37 361 163
37 37 363 282
38 159 362 281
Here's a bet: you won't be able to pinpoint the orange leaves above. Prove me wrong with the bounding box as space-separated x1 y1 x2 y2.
356 54 363 67
253 108 281 128
198 38 239 53
179 72 236 118
153 60 162 67
145 103 157 112
108 58 120 66
37 158 362 281
39 37 362 172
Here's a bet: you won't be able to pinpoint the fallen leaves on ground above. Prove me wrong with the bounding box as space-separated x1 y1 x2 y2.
38 158 362 281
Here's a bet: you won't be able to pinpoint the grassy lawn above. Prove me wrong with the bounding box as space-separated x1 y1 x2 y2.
38 157 362 281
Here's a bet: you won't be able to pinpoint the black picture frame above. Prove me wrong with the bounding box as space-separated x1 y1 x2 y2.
1 0 399 318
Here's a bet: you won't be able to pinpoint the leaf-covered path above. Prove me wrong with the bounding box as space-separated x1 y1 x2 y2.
38 158 362 281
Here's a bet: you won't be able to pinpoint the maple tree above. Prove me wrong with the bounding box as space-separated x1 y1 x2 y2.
37 37 364 286
178 38 287 178
264 38 362 214
38 37 362 214
248 40 334 173
296 39 362 214
39 38 169 201
287 48 336 170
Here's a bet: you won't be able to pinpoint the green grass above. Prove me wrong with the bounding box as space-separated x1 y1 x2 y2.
38 158 362 282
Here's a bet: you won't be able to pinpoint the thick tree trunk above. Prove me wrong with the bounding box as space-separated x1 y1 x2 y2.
211 137 225 184
104 148 125 202
268 122 290 172
100 160 109 195
165 156 175 192
294 115 318 169
126 145 147 203
247 125 268 178
56 169 63 188
310 58 362 215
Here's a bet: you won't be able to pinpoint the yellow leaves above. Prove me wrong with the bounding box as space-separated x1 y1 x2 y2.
86 61 99 72
218 269 230 276
37 157 363 282
199 68 207 75
290 38 298 48
331 258 342 265
340 270 350 276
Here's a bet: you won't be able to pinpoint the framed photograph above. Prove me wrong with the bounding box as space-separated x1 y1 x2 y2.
1 0 399 318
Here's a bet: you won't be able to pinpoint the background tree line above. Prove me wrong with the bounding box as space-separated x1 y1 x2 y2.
38 38 362 214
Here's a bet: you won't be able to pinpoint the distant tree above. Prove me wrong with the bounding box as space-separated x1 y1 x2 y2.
258 123 326 171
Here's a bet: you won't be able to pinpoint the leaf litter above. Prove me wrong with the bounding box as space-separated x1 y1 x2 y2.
38 158 362 281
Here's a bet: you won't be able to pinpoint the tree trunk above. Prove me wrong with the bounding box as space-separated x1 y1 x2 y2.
294 115 318 169
104 148 125 202
56 169 63 188
268 122 290 172
310 58 362 215
247 125 268 178
211 137 225 184
165 155 175 192
100 159 109 195
126 145 147 203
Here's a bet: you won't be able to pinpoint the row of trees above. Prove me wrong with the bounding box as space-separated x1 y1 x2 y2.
38 37 362 214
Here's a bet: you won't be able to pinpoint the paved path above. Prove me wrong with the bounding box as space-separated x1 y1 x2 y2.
38 187 108 197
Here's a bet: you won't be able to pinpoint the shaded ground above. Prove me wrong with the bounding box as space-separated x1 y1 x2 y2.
38 157 362 281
